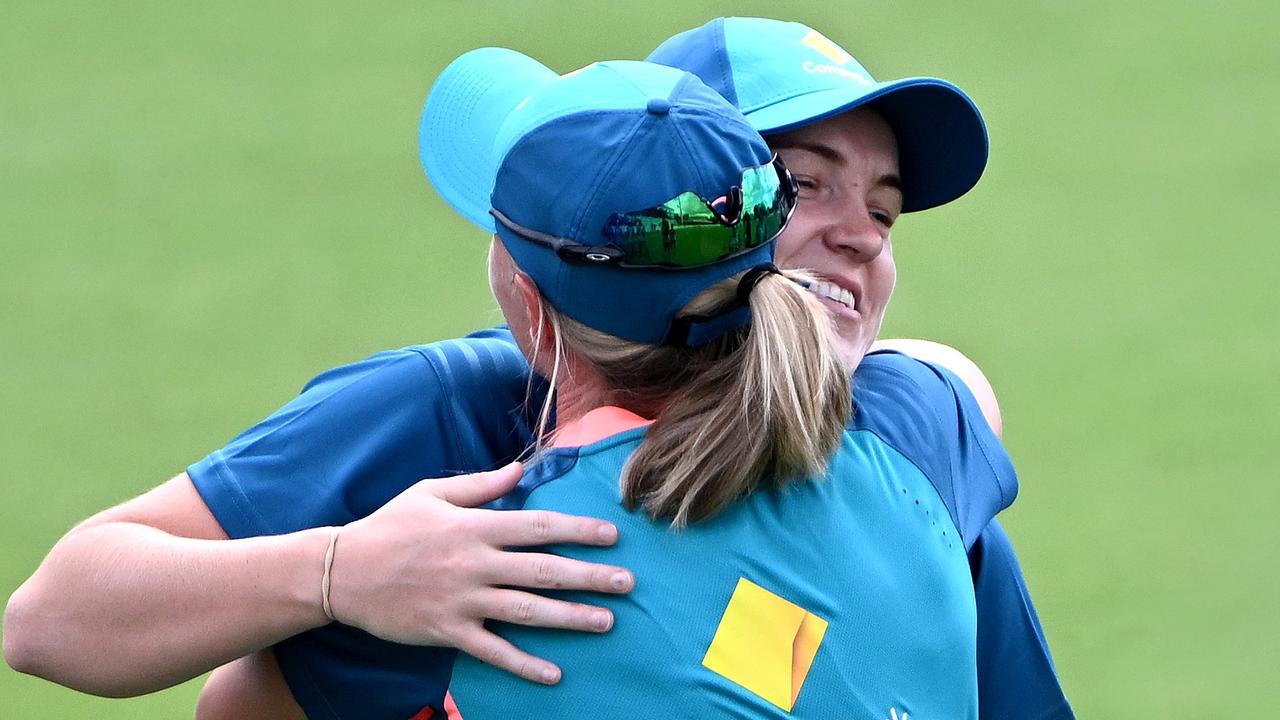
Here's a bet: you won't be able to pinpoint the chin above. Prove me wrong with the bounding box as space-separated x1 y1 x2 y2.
835 341 866 372
833 324 876 370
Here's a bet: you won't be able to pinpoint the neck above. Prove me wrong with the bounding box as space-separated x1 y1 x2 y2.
553 368 613 428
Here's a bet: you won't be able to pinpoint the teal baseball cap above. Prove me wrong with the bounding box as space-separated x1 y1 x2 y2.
648 17 989 212
420 50 785 345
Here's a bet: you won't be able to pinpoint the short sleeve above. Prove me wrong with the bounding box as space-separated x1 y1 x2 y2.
972 519 1075 720
188 328 538 536
851 350 1018 549
186 327 541 719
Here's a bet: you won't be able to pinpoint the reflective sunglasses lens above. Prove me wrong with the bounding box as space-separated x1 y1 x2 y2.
604 162 789 268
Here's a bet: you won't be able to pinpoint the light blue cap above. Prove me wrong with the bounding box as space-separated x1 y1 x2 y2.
420 50 776 345
648 17 989 212
419 48 557 233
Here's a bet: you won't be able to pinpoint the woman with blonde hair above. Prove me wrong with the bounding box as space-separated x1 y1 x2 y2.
6 19 1068 720
343 47 993 720
185 43 1019 720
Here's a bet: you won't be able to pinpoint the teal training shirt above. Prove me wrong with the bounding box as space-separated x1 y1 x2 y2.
190 338 1071 719
450 350 1015 719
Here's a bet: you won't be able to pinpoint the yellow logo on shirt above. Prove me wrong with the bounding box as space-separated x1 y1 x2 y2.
702 577 829 712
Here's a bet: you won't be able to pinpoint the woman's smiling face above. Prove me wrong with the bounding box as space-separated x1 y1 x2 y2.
769 106 903 367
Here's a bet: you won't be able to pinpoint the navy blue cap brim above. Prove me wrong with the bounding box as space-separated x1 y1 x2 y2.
748 77 988 213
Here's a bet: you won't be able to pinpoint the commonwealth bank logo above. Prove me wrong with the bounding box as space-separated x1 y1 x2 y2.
702 577 828 712
799 30 870 85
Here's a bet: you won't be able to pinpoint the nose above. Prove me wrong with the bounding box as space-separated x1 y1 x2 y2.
823 205 886 262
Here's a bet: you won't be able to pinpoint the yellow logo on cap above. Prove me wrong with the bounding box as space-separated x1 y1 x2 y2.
702 577 829 712
801 30 853 66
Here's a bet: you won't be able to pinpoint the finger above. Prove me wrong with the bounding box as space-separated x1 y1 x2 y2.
457 627 562 685
485 551 634 594
424 461 524 508
478 508 619 548
477 589 614 633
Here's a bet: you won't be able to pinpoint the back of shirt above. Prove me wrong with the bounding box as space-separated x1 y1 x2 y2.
449 352 1012 719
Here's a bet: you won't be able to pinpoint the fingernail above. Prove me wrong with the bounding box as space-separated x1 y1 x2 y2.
541 667 560 684
594 611 612 631
610 571 631 590
597 524 618 543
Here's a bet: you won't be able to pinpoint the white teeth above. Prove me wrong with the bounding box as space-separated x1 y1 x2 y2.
807 280 855 310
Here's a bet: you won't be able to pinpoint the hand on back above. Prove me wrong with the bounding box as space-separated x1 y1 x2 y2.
328 461 634 683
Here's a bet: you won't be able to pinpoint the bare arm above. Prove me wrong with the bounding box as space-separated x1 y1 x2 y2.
192 344 1007 717
871 338 1003 437
3 473 333 696
4 464 634 697
197 650 304 720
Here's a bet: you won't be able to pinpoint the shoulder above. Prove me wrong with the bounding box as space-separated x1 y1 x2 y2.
301 326 528 401
852 349 970 430
868 339 1001 437
852 349 1018 549
406 325 530 384
190 326 537 534
850 350 961 478
490 429 646 512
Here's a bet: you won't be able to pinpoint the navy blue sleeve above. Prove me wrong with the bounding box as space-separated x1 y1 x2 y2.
852 350 1018 550
187 327 541 720
972 519 1075 720
188 328 538 535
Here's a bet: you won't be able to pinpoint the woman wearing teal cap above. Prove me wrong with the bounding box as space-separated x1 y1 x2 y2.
6 17 1069 720
194 47 1014 720
648 18 1071 720
412 48 991 720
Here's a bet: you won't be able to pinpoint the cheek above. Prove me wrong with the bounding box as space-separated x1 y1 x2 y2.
773 217 816 269
871 253 897 308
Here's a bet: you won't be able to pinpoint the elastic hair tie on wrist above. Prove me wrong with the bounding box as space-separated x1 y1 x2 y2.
322 526 341 622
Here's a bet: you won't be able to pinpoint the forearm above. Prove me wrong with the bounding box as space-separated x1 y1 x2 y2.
4 521 331 697
6 464 635 705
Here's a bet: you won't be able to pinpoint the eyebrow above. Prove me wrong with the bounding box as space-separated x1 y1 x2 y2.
771 139 904 194
770 139 844 163
877 173 904 194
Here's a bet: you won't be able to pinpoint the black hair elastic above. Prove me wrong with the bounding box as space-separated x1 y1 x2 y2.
663 263 782 346
735 263 781 305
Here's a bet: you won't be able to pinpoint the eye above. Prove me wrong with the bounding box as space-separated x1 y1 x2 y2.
871 210 896 230
793 175 821 199
869 190 902 232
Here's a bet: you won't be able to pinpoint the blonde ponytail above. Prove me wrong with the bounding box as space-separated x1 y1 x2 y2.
536 269 851 527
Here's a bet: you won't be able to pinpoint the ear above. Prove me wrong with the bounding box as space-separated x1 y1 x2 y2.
513 272 556 356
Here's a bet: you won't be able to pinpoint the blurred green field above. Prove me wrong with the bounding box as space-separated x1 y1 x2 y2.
3 1 1277 717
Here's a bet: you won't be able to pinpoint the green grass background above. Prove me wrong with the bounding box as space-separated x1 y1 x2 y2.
3 1 1277 716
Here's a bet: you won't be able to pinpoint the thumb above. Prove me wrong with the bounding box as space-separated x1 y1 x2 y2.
425 461 524 508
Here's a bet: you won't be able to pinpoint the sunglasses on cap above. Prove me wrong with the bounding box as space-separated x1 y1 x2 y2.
490 155 798 270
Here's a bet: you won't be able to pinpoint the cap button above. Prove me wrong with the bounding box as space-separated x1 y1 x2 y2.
646 98 671 116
